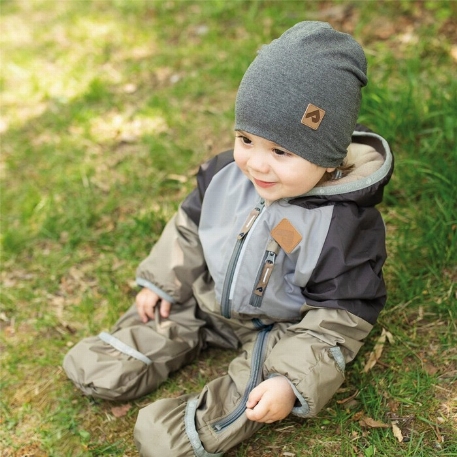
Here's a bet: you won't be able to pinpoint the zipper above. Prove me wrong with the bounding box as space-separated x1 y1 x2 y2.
220 199 265 318
212 324 273 432
250 239 280 308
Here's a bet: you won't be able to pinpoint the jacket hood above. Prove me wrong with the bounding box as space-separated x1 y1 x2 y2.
290 131 394 208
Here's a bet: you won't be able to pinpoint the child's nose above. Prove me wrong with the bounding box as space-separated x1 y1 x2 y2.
247 149 269 173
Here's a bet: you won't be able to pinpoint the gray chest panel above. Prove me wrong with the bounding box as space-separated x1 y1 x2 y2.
199 164 333 321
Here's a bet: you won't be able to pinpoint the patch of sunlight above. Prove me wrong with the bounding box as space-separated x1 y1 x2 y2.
0 14 32 46
1 4 159 129
90 112 168 143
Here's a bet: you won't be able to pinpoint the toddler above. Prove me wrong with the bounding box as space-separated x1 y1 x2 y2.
64 21 394 456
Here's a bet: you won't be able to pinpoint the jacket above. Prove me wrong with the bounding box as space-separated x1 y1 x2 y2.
136 127 394 417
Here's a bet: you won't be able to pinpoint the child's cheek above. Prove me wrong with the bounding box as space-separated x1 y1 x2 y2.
233 148 247 171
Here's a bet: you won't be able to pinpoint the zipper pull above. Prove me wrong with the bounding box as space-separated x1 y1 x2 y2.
238 199 265 239
253 240 280 297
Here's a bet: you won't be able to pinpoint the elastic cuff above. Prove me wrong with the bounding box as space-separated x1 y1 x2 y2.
98 332 152 365
268 373 310 418
135 278 176 304
184 398 224 457
329 346 346 372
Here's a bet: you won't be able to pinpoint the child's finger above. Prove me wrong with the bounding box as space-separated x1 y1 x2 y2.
245 400 269 422
159 300 172 318
246 384 264 409
135 288 161 322
143 303 157 321
136 303 150 322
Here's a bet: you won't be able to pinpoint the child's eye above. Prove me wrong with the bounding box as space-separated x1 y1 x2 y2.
237 135 252 145
273 148 289 156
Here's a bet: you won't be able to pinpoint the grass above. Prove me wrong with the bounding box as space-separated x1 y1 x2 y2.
1 0 456 456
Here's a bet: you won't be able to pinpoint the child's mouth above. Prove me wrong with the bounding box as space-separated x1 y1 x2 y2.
253 178 276 188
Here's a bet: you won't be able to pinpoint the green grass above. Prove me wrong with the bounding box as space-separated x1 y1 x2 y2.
1 1 456 456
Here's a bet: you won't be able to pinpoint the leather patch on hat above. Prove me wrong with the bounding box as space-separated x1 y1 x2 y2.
271 218 302 253
301 103 325 130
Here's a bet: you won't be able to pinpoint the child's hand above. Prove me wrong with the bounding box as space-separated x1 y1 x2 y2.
245 376 296 423
135 288 172 323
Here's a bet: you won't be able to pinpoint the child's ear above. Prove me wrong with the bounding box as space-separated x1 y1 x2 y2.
326 167 336 173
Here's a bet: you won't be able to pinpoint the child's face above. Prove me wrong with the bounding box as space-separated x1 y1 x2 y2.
234 131 335 201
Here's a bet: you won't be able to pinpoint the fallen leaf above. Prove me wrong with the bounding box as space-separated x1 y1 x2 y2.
387 414 415 442
385 329 394 344
363 328 392 373
344 399 360 409
392 422 404 442
352 410 365 421
111 403 132 418
359 416 390 428
337 389 359 404
424 362 439 375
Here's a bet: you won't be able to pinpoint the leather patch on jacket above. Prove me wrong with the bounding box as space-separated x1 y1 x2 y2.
271 218 302 253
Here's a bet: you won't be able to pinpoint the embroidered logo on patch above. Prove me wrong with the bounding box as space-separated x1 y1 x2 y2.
301 103 325 130
271 218 303 253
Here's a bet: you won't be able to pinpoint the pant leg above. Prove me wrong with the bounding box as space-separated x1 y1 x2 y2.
134 325 278 456
63 298 206 401
135 396 197 457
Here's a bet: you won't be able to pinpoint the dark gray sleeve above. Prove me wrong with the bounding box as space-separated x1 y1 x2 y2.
302 203 387 325
181 150 234 226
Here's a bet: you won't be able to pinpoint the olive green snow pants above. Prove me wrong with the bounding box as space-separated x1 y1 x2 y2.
64 300 210 401
63 299 281 455
134 323 278 456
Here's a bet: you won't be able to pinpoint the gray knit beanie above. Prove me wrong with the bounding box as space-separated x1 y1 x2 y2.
235 21 367 168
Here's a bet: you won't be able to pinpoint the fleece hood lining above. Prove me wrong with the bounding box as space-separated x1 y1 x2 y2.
301 132 393 198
